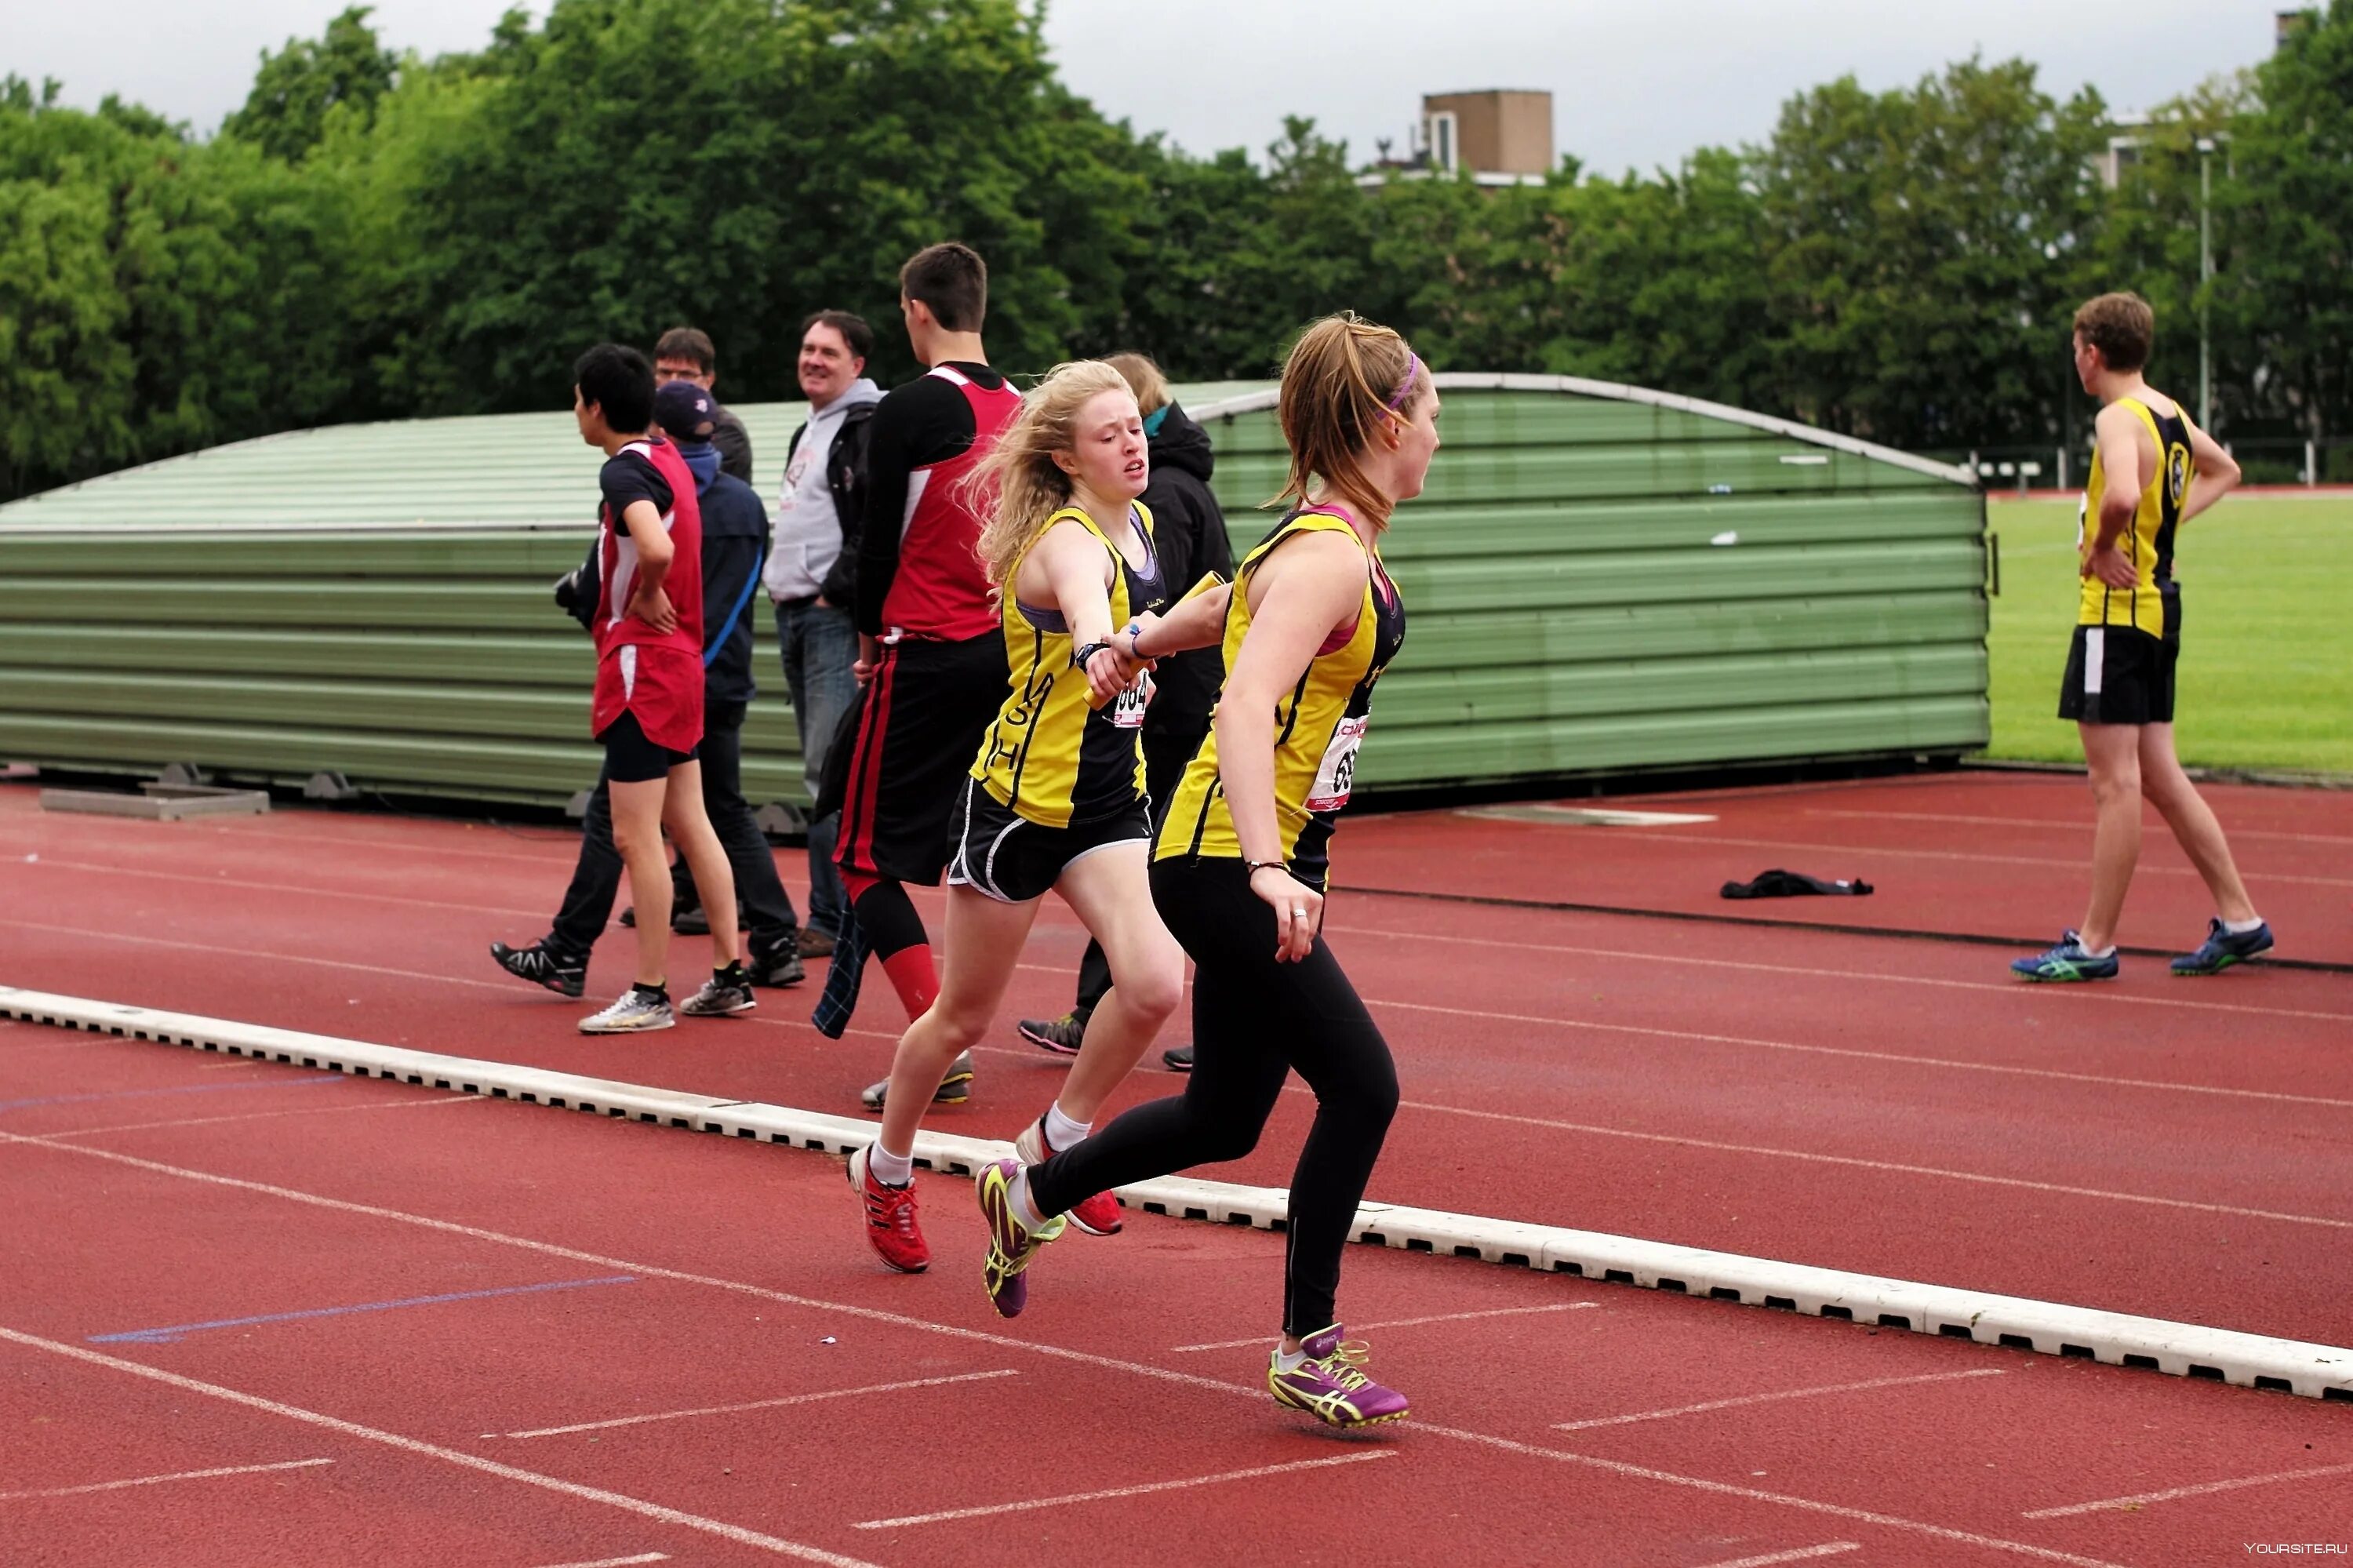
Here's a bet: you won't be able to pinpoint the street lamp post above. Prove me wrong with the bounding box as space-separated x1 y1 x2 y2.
2198 136 2216 431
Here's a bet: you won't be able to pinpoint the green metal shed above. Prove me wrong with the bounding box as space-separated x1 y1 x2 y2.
0 375 1985 809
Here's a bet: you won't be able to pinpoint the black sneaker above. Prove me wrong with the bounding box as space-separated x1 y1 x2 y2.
618 906 636 928
861 1052 975 1111
1162 1045 1194 1072
681 973 757 1017
748 942 806 988
1016 1012 1087 1057
490 940 586 999
672 901 710 936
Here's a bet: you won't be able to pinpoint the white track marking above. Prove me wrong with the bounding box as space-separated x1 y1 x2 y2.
1338 958 2353 1108
532 1555 668 1568
0 1129 2163 1561
1802 806 2353 847
16 857 547 919
0 1329 880 1567
1173 1301 1596 1352
0 1457 332 1501
1384 1089 2353 1231
1329 924 2352 1027
1597 829 2353 889
851 1452 1393 1529
2020 1461 2353 1518
1693 1546 1861 1568
499 1370 1021 1439
1554 1370 2005 1432
44 1094 489 1140
1416 1421 2130 1567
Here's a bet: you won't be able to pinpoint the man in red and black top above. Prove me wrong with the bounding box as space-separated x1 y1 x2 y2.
813 244 1019 1119
569 344 753 1034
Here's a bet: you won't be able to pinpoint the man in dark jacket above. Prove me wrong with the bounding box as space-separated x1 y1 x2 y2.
491 380 806 997
1016 354 1233 1069
655 326 755 485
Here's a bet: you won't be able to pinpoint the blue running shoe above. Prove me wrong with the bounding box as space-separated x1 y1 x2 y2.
2010 930 2119 983
2171 918 2274 976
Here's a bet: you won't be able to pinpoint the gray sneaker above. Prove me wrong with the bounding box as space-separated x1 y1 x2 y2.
861 1051 976 1111
580 988 675 1034
681 975 757 1017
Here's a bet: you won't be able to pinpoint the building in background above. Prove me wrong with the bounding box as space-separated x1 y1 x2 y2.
1367 89 1554 187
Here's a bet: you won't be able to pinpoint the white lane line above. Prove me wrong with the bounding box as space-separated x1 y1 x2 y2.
1803 806 2353 847
1384 1088 2353 1231
1623 830 2353 889
1174 1301 1597 1352
1554 1370 2006 1432
532 1555 669 1567
1694 1545 1860 1568
44 1094 492 1140
852 1452 1393 1530
15 857 548 919
0 1457 333 1501
499 1370 1021 1439
0 1329 880 1568
2020 1461 2353 1518
0 1128 2144 1563
1344 964 2353 1110
1417 1421 2129 1567
1331 923 2353 1027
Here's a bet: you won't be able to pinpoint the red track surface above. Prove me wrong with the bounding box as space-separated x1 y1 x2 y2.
5 773 2351 1563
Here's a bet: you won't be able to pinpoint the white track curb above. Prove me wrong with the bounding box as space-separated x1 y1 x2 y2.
7 985 2348 1402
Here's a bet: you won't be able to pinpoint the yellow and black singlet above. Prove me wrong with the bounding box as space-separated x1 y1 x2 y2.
2079 397 2194 639
971 503 1168 828
1155 506 1406 889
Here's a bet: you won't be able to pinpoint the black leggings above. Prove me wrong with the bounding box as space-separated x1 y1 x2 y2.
1028 857 1398 1338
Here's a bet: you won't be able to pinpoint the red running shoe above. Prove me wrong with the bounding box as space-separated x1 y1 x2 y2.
1013 1115 1122 1236
848 1144 929 1272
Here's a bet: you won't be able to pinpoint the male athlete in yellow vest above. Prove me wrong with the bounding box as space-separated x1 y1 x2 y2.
2013 292 2272 981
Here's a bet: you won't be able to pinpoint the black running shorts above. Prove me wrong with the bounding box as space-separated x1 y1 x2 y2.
2058 622 2178 726
598 708 696 784
834 631 1008 886
945 776 1153 904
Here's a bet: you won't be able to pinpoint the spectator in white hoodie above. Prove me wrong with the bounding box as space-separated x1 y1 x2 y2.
765 310 884 955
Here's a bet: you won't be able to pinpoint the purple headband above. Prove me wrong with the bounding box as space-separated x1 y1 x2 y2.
1383 352 1422 413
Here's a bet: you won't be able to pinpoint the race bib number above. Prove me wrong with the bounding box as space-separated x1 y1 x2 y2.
1304 715 1368 813
1110 671 1153 729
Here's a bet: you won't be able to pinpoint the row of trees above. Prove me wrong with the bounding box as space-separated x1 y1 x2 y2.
5 0 2351 502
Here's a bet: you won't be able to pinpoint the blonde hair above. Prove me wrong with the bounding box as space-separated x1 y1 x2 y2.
1272 312 1424 529
969 359 1136 590
1103 352 1170 417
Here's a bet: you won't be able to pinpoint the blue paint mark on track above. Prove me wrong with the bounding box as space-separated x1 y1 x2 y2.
0 1075 347 1114
89 1275 638 1344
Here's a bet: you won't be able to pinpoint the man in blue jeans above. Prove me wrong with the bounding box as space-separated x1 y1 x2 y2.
765 310 884 955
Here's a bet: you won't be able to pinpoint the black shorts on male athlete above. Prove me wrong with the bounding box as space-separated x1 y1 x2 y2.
2059 582 2180 726
832 631 1006 886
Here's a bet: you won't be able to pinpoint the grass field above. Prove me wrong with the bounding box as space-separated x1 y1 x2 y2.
1984 494 2353 774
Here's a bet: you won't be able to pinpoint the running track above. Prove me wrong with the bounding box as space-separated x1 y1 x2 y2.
3 773 2350 1563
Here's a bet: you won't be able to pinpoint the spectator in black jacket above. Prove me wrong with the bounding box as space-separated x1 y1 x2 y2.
763 310 883 956
1015 353 1234 1069
656 326 755 485
491 380 806 998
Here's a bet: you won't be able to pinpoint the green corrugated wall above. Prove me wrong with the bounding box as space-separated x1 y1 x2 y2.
0 377 1986 807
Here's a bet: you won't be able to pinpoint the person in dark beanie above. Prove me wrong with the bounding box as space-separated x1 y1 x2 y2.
656 326 755 485
493 379 806 998
1014 353 1233 1071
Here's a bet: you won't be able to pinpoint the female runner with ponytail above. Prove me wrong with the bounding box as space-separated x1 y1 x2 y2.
846 359 1233 1273
973 315 1438 1431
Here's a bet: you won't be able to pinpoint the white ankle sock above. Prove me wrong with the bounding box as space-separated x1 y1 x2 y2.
1042 1101 1092 1151
867 1142 913 1187
1008 1167 1048 1231
2224 916 2265 935
1272 1342 1307 1372
2084 943 2117 959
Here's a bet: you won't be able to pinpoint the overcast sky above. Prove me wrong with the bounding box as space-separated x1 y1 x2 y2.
13 0 2283 175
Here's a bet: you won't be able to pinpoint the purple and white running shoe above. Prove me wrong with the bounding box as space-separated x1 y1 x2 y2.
1267 1326 1409 1428
974 1157 1065 1319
